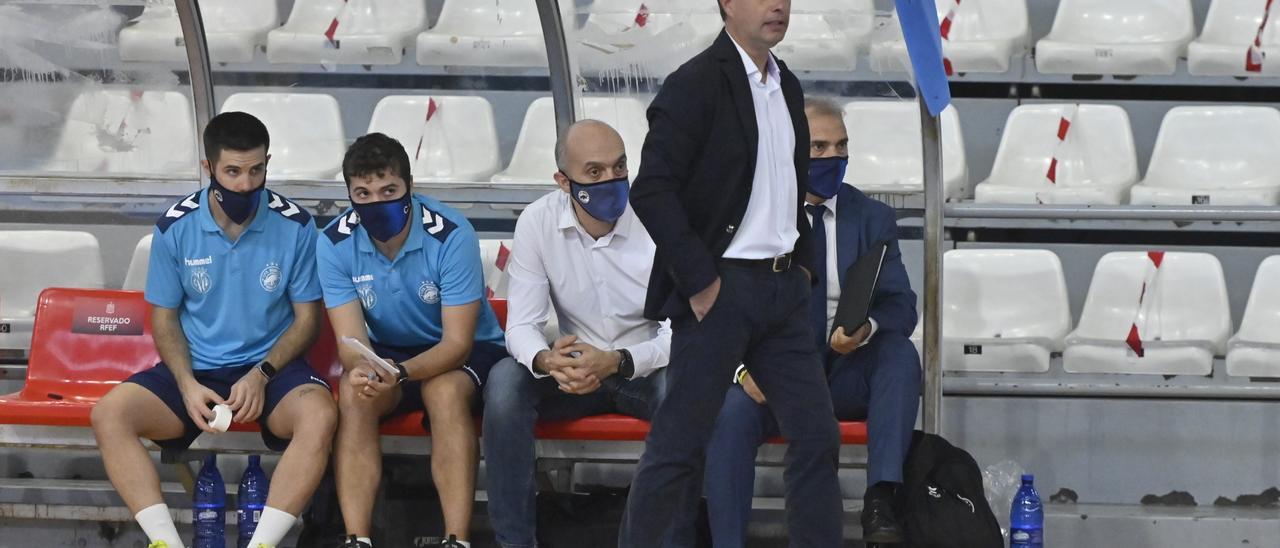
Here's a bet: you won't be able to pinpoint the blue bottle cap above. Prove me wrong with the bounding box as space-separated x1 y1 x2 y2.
1022 474 1034 483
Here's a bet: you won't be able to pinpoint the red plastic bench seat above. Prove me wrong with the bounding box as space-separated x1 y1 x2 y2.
535 414 868 445
0 289 157 427
0 288 867 447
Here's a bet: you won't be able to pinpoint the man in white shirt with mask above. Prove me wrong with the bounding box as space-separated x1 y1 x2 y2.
482 119 670 548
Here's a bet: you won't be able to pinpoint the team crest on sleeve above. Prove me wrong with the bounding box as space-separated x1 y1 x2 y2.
266 190 312 225
420 204 458 243
418 280 441 304
357 284 377 310
156 191 202 233
259 262 282 292
190 267 213 295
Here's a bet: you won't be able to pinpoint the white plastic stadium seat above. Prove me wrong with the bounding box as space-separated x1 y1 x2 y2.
1035 0 1195 75
1064 252 1230 375
220 93 346 179
941 249 1071 373
576 0 723 75
842 102 970 200
366 96 501 183
871 0 1029 74
976 104 1139 205
491 97 649 184
44 90 196 177
1227 256 1280 376
417 0 548 68
0 231 106 352
1129 106 1280 206
118 1 281 63
123 234 153 291
771 0 874 71
267 0 426 65
1189 0 1280 77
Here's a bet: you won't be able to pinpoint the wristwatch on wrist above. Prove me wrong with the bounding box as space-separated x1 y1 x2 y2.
255 360 277 381
393 362 410 385
617 349 635 380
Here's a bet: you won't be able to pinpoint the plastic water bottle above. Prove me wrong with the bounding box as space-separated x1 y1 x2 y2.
1010 474 1044 547
193 453 227 548
237 455 269 548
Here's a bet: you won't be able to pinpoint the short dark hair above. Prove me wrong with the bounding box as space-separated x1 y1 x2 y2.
718 0 725 20
342 132 412 186
203 111 269 165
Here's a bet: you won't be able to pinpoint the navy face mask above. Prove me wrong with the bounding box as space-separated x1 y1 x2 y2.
567 175 630 224
210 177 264 225
353 191 412 242
807 156 849 200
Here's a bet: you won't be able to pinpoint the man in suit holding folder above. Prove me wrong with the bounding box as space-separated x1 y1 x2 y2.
620 1 845 546
698 98 922 545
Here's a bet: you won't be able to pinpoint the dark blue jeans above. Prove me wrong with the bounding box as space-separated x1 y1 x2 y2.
482 356 667 548
696 333 922 547
619 266 843 548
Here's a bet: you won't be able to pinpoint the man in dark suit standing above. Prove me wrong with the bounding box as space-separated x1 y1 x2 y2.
621 1 843 546
698 98 922 545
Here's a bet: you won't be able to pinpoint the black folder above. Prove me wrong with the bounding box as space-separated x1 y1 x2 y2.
830 242 888 338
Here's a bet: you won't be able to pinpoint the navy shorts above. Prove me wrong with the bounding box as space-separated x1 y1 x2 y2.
374 341 507 428
124 358 330 452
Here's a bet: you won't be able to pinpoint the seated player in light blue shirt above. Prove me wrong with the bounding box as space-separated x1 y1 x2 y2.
316 133 507 548
91 112 337 548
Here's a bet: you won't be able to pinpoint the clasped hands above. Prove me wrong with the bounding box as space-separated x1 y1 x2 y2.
535 335 621 395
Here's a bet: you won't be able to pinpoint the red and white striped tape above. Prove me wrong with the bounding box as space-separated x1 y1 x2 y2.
413 97 439 161
1125 251 1165 358
939 0 961 76
324 0 351 48
116 90 145 135
634 3 650 28
485 242 511 299
496 242 511 272
1045 104 1080 185
1246 0 1274 73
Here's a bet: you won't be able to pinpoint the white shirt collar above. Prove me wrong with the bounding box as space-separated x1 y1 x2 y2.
807 195 837 218
555 191 633 244
728 33 780 86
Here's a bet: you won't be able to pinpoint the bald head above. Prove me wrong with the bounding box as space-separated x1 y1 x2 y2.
554 119 628 183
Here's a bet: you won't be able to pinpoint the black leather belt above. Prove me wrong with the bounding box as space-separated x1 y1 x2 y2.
720 253 793 272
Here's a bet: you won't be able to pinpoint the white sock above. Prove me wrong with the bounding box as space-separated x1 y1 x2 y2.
246 506 296 547
356 536 373 546
135 503 184 548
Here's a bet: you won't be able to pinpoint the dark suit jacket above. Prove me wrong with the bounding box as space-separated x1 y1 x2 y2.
630 30 815 320
832 185 918 337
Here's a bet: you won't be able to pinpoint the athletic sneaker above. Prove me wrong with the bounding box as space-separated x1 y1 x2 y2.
339 536 372 548
146 543 168 548
439 535 467 547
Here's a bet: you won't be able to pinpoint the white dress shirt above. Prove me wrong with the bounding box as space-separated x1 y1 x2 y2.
505 190 671 379
722 35 800 260
806 197 878 346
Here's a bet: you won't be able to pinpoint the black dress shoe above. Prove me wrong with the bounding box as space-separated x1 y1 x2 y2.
861 491 906 544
